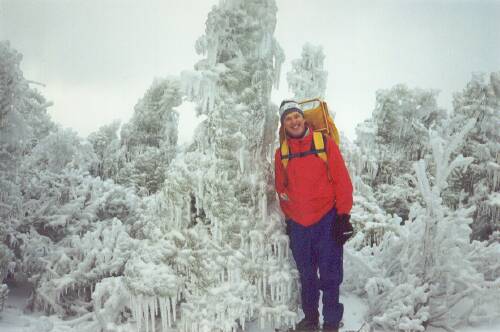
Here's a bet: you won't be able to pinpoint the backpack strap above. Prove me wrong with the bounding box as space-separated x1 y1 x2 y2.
280 140 290 187
312 132 333 182
280 139 290 168
312 132 327 162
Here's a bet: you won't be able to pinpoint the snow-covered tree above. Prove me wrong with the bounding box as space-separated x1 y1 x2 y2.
18 129 97 240
444 72 500 240
0 283 7 314
337 132 396 247
122 1 297 331
355 122 500 331
373 84 446 173
32 217 137 317
0 41 55 303
1 42 30 271
88 120 121 180
0 69 144 321
355 85 446 221
21 163 143 322
117 77 182 194
287 43 327 100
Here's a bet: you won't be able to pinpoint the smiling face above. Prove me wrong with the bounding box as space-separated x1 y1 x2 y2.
283 110 306 138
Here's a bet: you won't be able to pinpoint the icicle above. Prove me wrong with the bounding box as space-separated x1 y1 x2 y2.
196 178 202 215
175 205 181 230
134 295 142 332
260 190 267 224
140 297 147 332
239 146 245 173
141 296 147 332
159 297 167 332
150 297 155 332
172 296 177 322
185 195 190 225
263 273 267 298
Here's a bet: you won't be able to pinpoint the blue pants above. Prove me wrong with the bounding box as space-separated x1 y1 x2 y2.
288 209 343 326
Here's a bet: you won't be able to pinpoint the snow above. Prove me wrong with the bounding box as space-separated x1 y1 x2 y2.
1 284 367 332
489 192 500 206
0 283 49 332
3 286 499 332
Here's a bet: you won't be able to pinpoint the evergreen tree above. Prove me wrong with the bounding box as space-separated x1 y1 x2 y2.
356 85 446 220
88 120 121 180
0 41 55 293
0 284 7 314
356 123 500 331
20 130 143 321
444 72 500 240
123 1 297 331
116 77 182 195
287 43 328 100
0 42 144 327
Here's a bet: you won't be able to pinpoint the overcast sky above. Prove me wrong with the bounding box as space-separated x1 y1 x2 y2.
1 0 499 143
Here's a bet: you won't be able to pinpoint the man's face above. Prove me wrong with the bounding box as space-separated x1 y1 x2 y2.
283 111 306 138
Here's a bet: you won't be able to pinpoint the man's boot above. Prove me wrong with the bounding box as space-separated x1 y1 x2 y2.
290 317 319 331
322 321 340 332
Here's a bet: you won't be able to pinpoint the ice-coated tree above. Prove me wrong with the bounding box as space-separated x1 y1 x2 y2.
20 131 144 322
0 41 23 290
0 43 145 322
337 129 398 249
443 72 500 240
287 43 328 101
120 1 300 331
88 120 121 180
355 85 446 220
117 76 182 194
0 41 55 304
357 121 500 331
0 284 7 314
0 41 24 128
0 41 54 152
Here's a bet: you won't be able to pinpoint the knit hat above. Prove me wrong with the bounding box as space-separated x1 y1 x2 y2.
279 100 304 123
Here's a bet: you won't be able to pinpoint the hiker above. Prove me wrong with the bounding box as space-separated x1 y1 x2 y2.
275 100 354 332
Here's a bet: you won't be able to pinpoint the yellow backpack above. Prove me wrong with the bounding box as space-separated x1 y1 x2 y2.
279 98 340 169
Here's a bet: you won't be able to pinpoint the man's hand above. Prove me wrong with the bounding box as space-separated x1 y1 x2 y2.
333 214 354 245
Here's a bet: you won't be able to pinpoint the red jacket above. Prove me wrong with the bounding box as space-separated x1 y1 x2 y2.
274 129 353 226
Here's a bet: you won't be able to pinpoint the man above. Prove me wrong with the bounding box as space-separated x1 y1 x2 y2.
275 100 354 332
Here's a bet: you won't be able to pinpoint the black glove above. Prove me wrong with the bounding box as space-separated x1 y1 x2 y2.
333 214 354 245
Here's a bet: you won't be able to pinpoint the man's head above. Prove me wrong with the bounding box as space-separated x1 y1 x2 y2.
280 100 306 138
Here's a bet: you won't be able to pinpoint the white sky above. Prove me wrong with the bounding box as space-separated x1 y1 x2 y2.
1 0 499 143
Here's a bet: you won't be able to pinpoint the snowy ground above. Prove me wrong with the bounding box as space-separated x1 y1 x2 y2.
0 282 46 332
246 293 367 332
1 282 499 332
